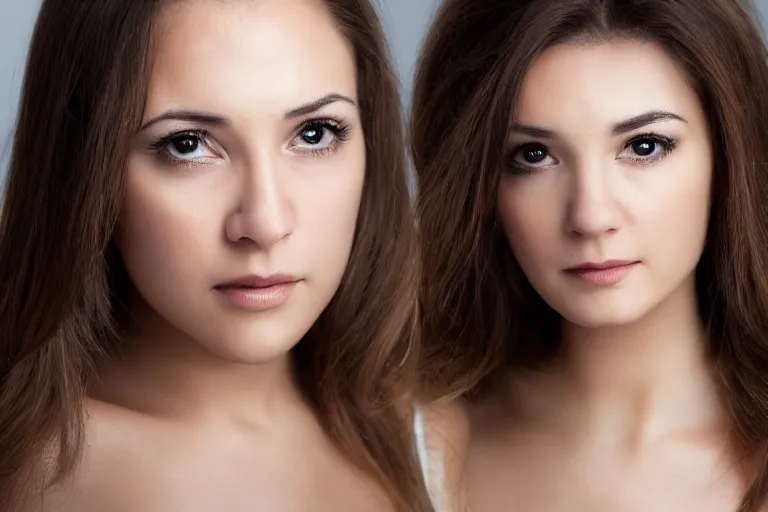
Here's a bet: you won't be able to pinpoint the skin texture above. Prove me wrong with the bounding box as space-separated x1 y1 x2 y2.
499 41 711 332
41 1 392 510
446 40 746 512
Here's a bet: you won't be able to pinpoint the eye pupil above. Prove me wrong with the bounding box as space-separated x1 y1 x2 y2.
301 125 324 145
171 135 199 154
632 139 655 156
523 145 547 163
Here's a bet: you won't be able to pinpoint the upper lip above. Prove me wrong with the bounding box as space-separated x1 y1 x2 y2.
215 273 299 288
566 260 638 271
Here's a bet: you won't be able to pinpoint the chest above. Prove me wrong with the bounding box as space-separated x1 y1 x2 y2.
465 435 744 512
49 426 393 512
79 474 387 512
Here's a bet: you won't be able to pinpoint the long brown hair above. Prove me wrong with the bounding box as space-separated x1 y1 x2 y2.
412 0 768 510
0 0 429 510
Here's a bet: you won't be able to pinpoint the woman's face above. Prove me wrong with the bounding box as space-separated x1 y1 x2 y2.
498 40 713 329
117 0 365 363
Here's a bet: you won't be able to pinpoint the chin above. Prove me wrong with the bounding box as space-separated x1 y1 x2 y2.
191 292 329 364
185 311 317 365
200 329 305 365
547 290 655 330
561 310 646 330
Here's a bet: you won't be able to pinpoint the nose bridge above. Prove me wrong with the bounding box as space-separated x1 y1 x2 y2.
566 156 618 236
228 152 293 247
244 154 281 218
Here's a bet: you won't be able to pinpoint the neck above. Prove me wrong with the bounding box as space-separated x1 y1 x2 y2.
94 293 304 427
511 275 725 451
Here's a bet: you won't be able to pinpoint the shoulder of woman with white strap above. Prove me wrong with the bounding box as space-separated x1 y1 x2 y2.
414 399 471 512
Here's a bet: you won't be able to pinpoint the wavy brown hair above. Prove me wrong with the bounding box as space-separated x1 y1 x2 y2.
413 0 768 510
0 0 430 510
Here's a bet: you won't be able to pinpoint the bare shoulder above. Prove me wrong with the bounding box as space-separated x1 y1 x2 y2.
420 398 471 510
38 399 134 512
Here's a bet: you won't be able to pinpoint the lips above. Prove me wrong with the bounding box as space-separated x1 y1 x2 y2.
214 274 298 289
566 260 638 271
214 274 300 312
563 260 640 286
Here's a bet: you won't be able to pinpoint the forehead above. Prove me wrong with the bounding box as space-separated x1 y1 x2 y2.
514 40 700 126
145 0 357 116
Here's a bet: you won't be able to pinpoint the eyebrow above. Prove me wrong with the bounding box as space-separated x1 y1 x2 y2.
611 110 687 134
139 92 356 131
510 110 687 138
140 111 228 131
284 92 356 119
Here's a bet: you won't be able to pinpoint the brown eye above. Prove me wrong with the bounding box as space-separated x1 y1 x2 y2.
618 133 676 164
504 142 556 175
289 119 351 156
148 129 220 165
299 123 326 145
520 144 548 163
630 138 656 157
169 134 201 155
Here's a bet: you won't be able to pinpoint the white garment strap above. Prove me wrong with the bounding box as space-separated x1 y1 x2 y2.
414 405 449 511
414 405 430 477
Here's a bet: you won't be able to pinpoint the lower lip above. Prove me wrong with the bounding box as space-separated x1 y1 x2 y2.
216 282 296 312
565 263 638 286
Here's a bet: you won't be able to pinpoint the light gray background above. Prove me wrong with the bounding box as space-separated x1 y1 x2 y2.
1 0 767 179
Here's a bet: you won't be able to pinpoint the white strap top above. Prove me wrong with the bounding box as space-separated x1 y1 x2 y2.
414 405 449 511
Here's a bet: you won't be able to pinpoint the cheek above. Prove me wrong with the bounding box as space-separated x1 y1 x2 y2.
115 170 216 288
498 180 559 270
287 143 366 285
638 160 712 267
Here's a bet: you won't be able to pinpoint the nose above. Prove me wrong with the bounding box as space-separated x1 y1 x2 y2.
565 162 621 237
225 157 295 249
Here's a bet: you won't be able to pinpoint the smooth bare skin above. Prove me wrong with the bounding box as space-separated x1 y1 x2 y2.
441 41 746 512
42 1 390 510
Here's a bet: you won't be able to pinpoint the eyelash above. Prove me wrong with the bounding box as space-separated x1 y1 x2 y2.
147 118 352 166
506 132 677 175
148 128 211 167
621 132 676 164
290 118 351 158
